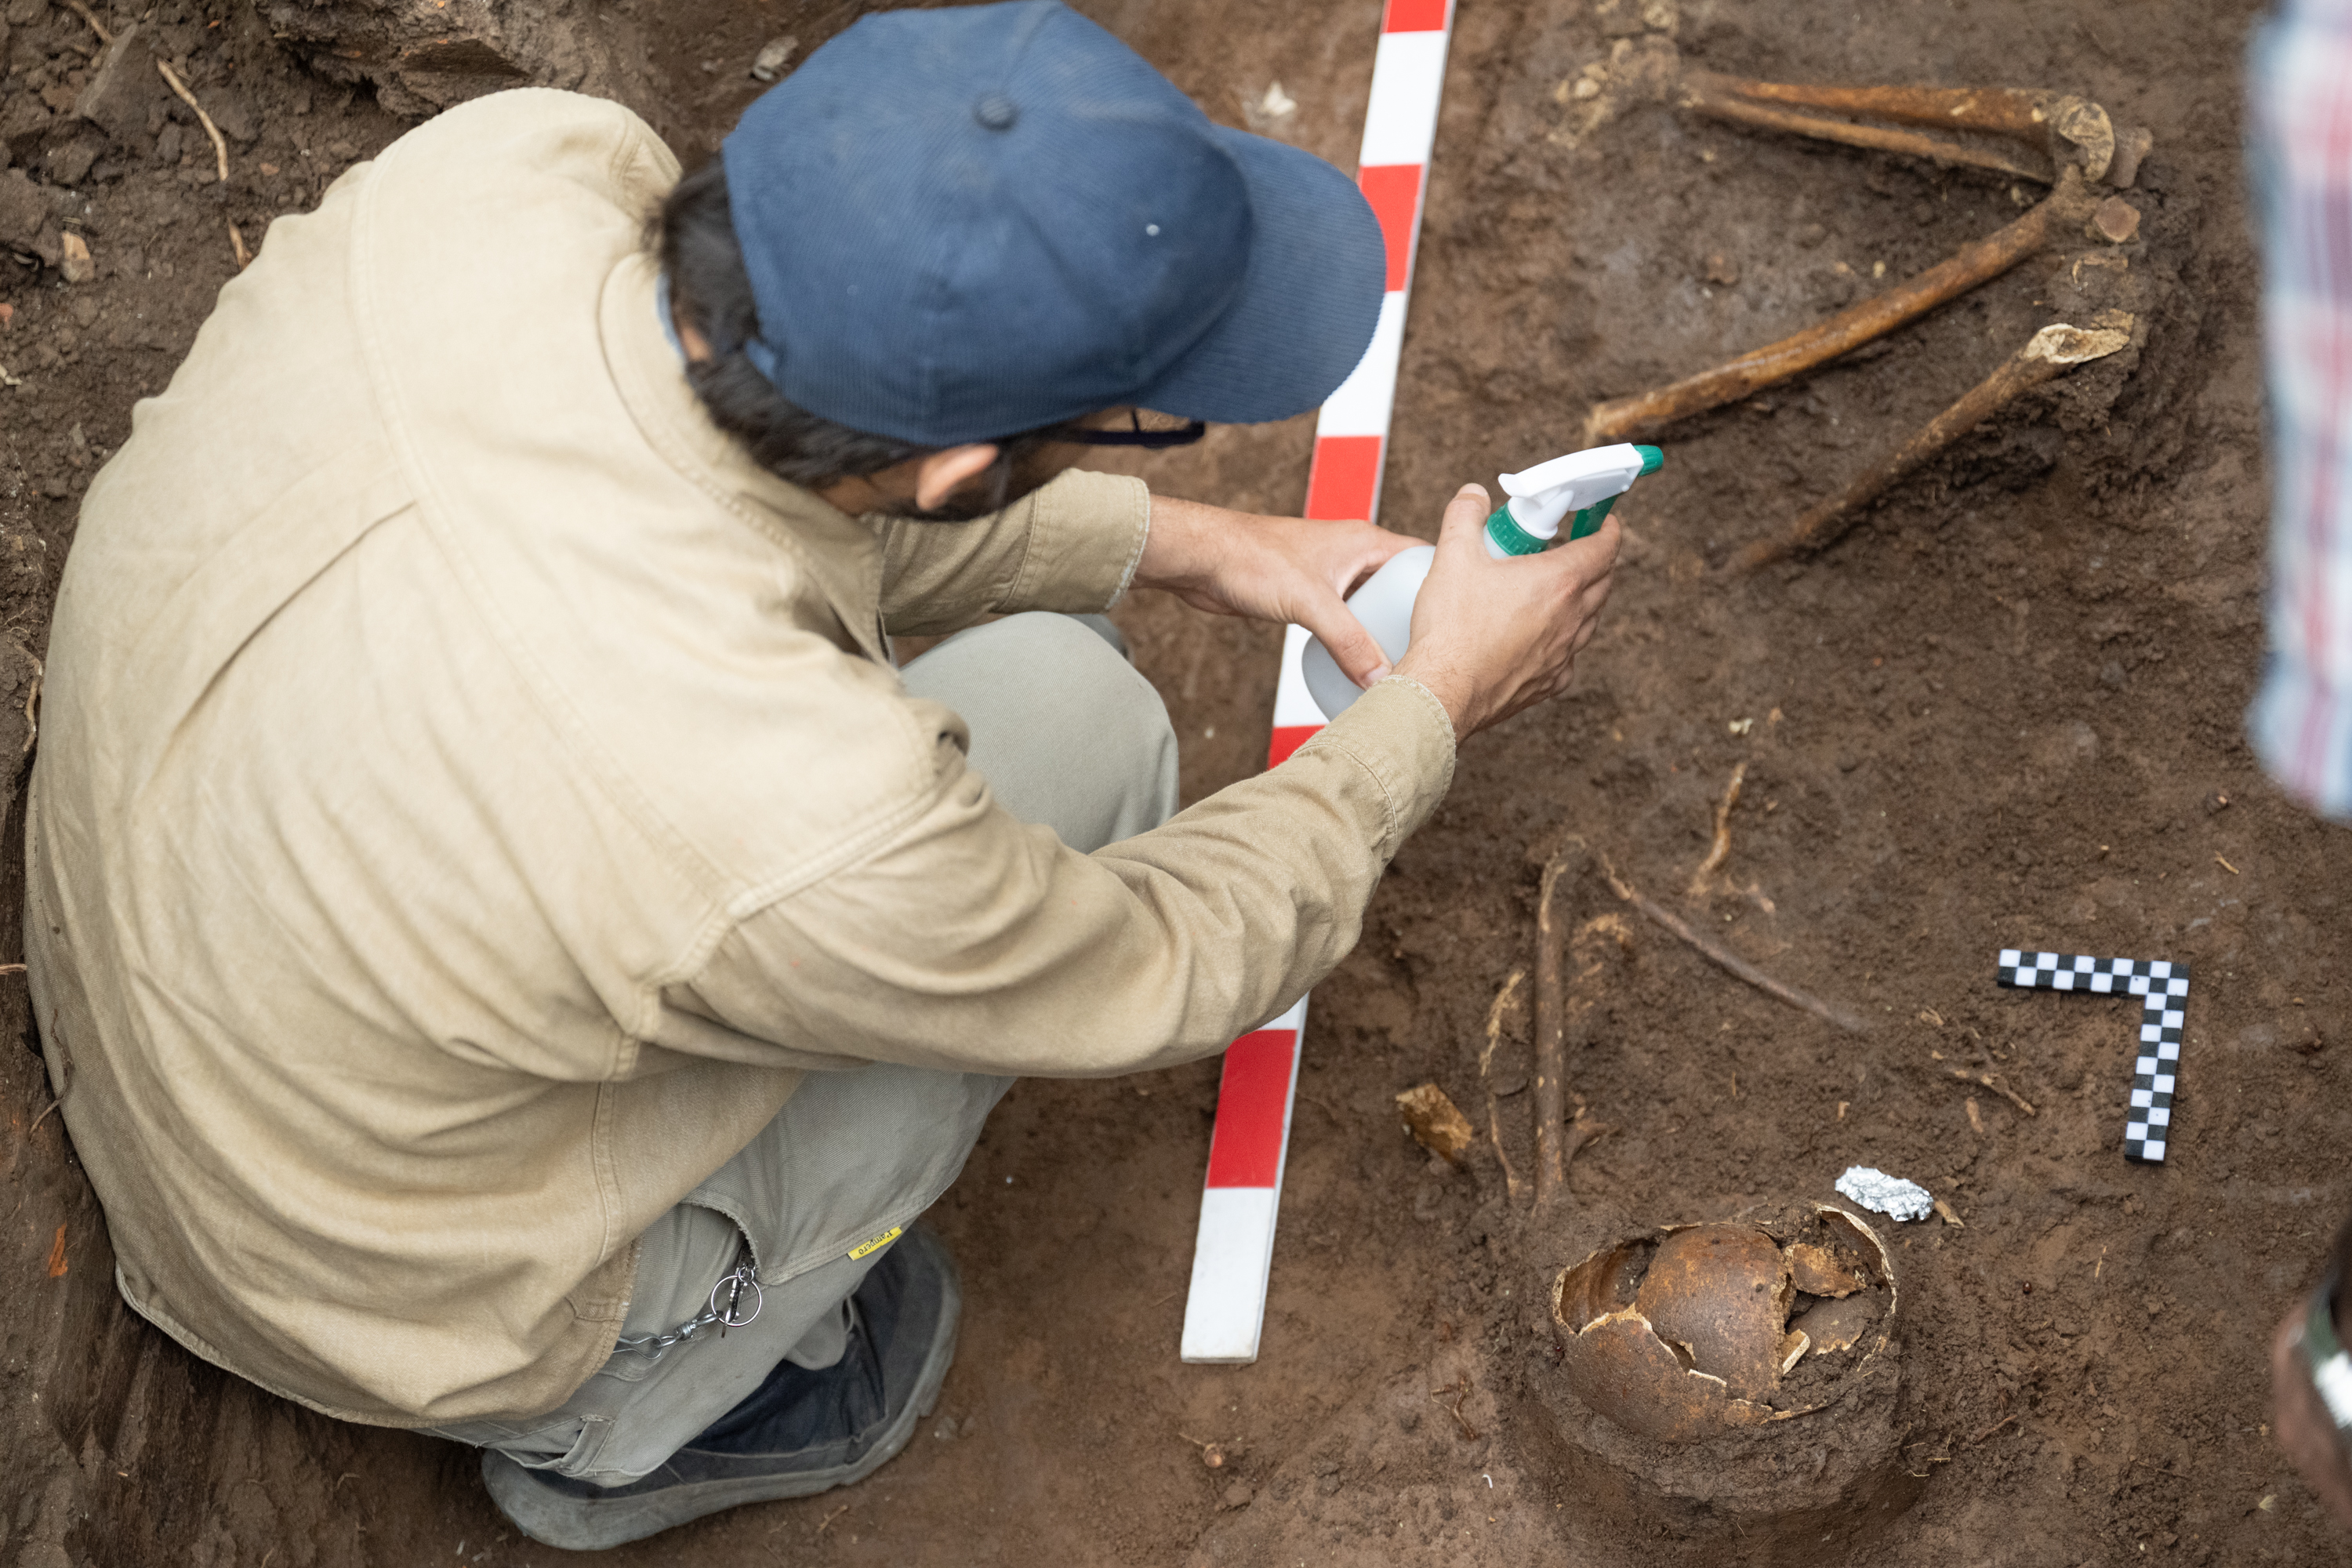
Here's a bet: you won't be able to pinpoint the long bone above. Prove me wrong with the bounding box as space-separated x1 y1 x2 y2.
1680 71 2118 185
1729 316 2134 573
1581 169 2099 445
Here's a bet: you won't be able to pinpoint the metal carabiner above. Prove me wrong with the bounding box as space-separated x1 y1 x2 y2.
711 1265 764 1338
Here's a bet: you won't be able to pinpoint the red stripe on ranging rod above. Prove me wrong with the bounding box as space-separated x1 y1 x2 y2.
1267 725 1319 768
1358 164 1424 291
1383 0 1448 31
1202 1029 1300 1187
1302 434 1384 522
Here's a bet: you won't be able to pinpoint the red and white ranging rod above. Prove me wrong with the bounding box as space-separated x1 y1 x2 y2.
1180 0 1454 1365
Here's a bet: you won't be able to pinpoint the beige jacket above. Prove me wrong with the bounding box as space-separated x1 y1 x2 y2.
24 90 1456 1426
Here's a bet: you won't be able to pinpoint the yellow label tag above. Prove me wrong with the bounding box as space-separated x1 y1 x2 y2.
848 1225 903 1261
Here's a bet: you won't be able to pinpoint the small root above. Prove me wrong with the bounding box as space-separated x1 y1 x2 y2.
156 59 230 184
1600 854 1870 1033
1428 1376 1480 1441
1969 1414 2018 1445
1688 760 1747 895
60 0 111 43
1947 1067 2037 1116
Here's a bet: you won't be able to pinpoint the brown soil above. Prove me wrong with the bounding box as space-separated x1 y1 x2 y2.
0 0 2333 1563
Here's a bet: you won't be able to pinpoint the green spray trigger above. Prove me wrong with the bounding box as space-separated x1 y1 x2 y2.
1564 445 1663 542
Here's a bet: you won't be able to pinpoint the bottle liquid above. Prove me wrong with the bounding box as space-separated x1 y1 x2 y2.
1299 444 1662 720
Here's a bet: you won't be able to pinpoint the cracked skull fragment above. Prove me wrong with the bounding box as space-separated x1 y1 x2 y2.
1550 1202 1897 1444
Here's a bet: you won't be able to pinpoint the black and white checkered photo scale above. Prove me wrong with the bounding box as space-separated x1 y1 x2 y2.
1995 950 2190 1163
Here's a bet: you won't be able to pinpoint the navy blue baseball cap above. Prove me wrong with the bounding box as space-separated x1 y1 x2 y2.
717 1 1387 447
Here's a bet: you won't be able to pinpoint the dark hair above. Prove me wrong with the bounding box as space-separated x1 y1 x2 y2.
653 158 1058 500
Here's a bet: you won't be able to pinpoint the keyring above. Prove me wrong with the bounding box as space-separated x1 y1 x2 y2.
710 1271 765 1330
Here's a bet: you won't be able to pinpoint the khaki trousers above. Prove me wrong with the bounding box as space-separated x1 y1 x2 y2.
430 613 1177 1483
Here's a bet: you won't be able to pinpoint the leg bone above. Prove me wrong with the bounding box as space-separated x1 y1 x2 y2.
1582 169 2099 445
1682 70 2118 183
1729 314 2136 573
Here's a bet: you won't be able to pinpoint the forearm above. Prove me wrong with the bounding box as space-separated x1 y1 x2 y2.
684 678 1456 1078
875 469 1150 636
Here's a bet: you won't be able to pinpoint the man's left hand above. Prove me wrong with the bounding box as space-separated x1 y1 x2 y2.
1134 495 1422 690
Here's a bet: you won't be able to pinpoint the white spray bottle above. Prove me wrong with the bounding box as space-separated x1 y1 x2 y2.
1299 443 1662 720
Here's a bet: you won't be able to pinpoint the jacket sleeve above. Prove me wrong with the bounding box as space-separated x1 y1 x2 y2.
870 469 1150 637
671 677 1457 1077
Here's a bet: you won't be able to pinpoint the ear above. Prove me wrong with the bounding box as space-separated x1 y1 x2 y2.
913 444 1002 512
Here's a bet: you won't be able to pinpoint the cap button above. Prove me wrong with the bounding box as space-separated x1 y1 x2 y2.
974 93 1019 131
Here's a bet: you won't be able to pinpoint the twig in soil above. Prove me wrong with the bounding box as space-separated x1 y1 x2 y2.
1969 1414 2018 1444
156 60 230 185
2216 854 2240 875
228 223 252 271
1428 1376 1480 1441
1947 1067 2036 1116
813 1503 851 1537
1598 855 1871 1034
1730 316 2135 572
61 0 111 44
1582 175 2098 445
1687 760 1747 895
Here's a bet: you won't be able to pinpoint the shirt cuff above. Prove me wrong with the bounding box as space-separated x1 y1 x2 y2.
1290 675 1459 855
1008 470 1152 613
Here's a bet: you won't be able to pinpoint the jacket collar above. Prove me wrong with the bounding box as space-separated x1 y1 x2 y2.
599 251 888 663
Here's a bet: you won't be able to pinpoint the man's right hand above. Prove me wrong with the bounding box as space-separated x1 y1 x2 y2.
1394 483 1621 739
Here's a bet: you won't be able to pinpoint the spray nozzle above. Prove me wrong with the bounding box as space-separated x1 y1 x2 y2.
1485 444 1664 555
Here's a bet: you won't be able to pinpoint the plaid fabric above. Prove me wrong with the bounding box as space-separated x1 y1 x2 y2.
2252 0 2352 817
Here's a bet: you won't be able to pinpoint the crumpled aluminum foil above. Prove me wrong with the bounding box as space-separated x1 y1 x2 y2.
1834 1166 1933 1222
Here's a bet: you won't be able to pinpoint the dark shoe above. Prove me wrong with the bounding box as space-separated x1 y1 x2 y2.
481 1227 961 1550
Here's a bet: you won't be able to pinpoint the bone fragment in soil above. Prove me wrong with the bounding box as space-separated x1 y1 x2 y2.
1479 969 1526 1201
1635 1224 1792 1401
1789 1291 1880 1355
1394 1082 1475 1167
1786 1240 1865 1298
1581 171 2100 446
1531 846 1580 1207
1688 760 1745 895
1730 312 2135 572
1678 71 2122 185
1550 1202 1899 1445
